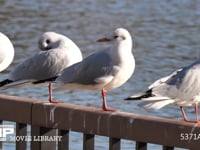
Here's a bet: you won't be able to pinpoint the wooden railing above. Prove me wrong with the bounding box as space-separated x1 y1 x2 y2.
0 94 199 150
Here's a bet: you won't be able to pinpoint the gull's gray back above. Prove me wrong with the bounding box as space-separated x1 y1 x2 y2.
9 49 68 81
57 50 119 85
153 59 200 100
9 32 81 81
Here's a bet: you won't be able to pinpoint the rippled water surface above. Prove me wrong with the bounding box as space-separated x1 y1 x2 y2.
1 0 200 149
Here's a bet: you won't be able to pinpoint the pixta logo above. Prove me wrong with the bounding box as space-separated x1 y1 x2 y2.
0 125 15 141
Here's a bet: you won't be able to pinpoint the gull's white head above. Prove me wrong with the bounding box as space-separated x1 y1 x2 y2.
38 32 66 51
97 28 132 48
38 31 82 65
38 32 82 51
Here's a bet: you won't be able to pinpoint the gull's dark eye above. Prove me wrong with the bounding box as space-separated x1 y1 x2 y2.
46 39 50 44
114 35 118 39
114 35 125 40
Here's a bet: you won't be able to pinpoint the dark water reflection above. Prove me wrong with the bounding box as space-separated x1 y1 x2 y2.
0 0 199 149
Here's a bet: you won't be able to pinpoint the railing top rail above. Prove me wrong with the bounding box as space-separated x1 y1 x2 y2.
0 94 199 149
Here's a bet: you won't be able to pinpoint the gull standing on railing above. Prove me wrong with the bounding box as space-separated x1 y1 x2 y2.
125 59 200 123
52 28 135 111
0 32 82 103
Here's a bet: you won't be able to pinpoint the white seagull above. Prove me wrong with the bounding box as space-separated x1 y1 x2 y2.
0 32 14 72
0 32 82 103
54 28 135 111
125 60 200 123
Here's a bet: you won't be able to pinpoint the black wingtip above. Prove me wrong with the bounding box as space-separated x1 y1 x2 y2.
124 96 143 101
32 76 58 84
124 89 153 101
0 79 13 87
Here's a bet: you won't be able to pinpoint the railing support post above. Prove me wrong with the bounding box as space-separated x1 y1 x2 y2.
83 133 94 150
58 130 69 150
16 123 27 150
163 146 174 150
0 121 2 150
31 126 56 150
136 141 147 150
109 138 120 150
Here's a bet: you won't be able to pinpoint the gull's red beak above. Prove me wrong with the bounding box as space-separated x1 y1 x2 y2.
97 37 111 42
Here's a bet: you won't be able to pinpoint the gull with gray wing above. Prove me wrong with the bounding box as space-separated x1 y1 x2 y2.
0 32 82 103
125 60 200 123
55 28 135 111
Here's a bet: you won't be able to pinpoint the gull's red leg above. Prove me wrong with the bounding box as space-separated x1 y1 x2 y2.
180 106 190 122
180 105 199 123
48 83 61 103
101 88 117 112
194 103 199 124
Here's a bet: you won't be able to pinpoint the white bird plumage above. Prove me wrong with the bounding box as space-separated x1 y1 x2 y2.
126 59 200 123
0 32 82 103
0 32 14 72
56 28 135 111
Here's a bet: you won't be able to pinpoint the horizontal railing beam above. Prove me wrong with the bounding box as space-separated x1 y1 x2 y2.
0 94 199 149
0 94 34 124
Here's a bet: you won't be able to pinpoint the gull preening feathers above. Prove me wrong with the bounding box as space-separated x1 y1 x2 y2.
0 32 82 103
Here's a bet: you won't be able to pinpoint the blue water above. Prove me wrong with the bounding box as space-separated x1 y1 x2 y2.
0 0 200 149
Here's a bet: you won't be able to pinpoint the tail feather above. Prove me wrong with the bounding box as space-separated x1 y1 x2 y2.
139 99 174 110
142 96 169 101
0 76 58 89
0 80 34 89
0 79 13 87
125 89 152 100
